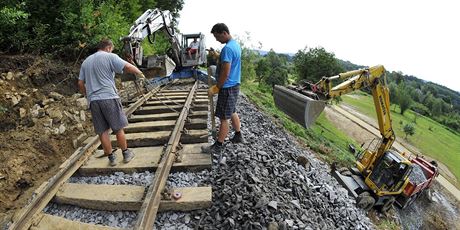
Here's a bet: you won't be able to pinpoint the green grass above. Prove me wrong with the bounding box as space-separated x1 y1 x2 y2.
241 81 359 167
342 92 460 184
375 219 400 230
0 105 7 114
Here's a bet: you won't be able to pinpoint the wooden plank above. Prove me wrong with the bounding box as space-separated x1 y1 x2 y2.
128 111 207 122
78 144 210 175
147 95 208 101
172 152 211 171
55 184 212 212
158 89 207 93
161 89 207 94
110 130 208 147
159 187 212 211
55 184 145 211
133 104 207 115
79 146 162 174
125 93 207 105
125 120 176 132
31 213 120 230
144 98 207 106
125 119 207 133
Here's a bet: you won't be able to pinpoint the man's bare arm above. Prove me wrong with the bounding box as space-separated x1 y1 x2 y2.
123 62 143 75
78 80 86 96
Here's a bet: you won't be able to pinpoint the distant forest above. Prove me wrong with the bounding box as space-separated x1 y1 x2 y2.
340 59 460 133
252 49 460 134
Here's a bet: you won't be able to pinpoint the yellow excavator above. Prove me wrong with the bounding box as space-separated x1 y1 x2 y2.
274 65 423 211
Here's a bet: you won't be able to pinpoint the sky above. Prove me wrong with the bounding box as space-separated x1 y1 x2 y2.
177 0 460 92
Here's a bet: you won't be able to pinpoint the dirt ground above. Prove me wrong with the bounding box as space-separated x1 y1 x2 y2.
0 55 93 227
324 104 460 229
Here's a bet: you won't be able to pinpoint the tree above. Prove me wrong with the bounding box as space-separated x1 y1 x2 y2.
388 82 398 111
396 83 413 115
262 49 288 86
255 58 270 82
0 3 29 52
265 66 288 86
293 47 343 83
432 98 444 117
403 123 415 139
398 91 413 115
234 32 259 82
0 0 185 59
423 92 435 110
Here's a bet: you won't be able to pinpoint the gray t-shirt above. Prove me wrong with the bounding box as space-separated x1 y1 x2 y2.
79 51 127 102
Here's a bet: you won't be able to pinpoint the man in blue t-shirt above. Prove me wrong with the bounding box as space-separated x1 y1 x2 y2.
78 39 145 166
202 23 244 154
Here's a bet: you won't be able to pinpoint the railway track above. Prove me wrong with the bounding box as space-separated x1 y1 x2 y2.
9 79 212 230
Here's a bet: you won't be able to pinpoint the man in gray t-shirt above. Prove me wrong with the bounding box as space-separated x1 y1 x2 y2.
78 39 145 166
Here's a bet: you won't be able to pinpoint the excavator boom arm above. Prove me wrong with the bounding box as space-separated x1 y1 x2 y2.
121 9 181 69
314 65 395 169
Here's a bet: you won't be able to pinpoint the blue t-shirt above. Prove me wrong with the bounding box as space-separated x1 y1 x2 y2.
79 51 127 102
220 39 241 88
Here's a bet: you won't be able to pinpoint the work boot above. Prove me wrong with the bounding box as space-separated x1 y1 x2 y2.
108 154 117 166
201 142 224 154
230 132 245 143
122 148 135 163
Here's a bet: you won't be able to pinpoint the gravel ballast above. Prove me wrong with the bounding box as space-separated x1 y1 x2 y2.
44 88 373 229
183 93 373 229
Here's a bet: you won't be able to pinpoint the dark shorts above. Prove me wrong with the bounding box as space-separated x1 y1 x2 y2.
215 85 240 119
90 98 128 135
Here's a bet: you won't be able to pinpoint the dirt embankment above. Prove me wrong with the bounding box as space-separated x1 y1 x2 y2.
0 55 93 226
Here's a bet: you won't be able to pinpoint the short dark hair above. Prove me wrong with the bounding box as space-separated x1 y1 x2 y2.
97 39 113 50
211 23 230 34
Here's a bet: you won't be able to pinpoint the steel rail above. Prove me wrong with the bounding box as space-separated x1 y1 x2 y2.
8 88 160 230
134 81 198 229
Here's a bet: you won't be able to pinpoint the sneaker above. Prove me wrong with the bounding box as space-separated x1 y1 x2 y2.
122 149 135 163
108 154 117 166
201 142 224 154
230 133 245 143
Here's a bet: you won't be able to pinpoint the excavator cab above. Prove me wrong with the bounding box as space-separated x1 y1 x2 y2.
180 33 206 67
367 151 412 195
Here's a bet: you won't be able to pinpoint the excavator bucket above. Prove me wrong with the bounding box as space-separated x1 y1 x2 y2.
273 85 326 128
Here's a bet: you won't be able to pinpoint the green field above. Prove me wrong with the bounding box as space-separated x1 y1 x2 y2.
342 92 460 184
241 81 360 167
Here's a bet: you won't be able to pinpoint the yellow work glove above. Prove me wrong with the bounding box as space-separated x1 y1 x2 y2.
136 72 146 79
208 85 219 96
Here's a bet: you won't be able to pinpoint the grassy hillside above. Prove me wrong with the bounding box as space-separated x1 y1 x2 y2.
241 81 359 167
342 92 460 183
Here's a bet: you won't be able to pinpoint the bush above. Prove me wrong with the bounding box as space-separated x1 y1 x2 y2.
411 103 430 116
0 4 29 52
403 123 415 139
